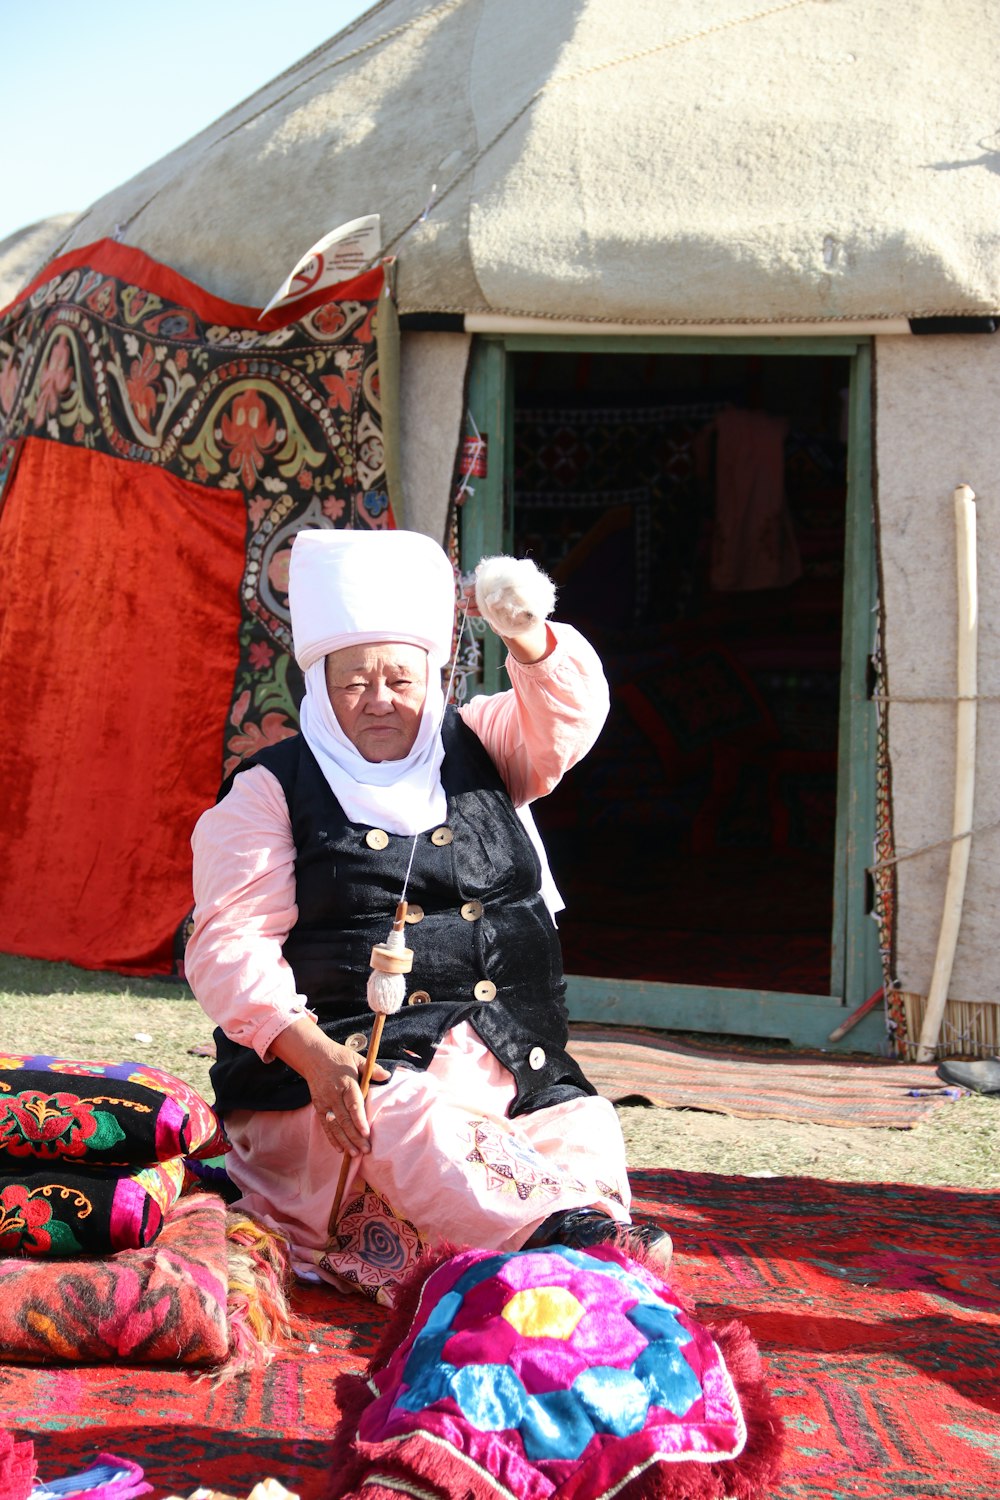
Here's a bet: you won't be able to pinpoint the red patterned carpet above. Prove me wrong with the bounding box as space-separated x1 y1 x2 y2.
4 1171 998 1500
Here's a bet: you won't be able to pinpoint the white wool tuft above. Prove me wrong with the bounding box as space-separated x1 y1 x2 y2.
474 555 557 637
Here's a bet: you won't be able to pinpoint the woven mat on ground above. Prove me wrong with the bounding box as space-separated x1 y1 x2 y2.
0 1191 289 1368
3 1170 997 1500
567 1026 956 1127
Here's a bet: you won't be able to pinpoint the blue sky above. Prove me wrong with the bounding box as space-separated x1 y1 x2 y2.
0 0 374 244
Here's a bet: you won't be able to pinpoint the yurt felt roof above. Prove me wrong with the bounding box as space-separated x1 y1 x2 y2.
50 0 1000 325
0 215 80 309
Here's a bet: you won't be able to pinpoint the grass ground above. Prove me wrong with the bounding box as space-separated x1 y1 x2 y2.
2 952 998 1191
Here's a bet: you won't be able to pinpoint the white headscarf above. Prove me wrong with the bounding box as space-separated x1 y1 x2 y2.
289 527 563 916
290 528 455 835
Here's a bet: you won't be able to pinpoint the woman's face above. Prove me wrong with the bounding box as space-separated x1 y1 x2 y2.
325 643 429 761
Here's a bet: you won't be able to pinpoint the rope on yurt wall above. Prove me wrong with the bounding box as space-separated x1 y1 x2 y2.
868 818 1000 873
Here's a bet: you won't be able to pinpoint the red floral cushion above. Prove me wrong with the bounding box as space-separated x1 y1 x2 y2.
0 1156 187 1256
0 1054 225 1166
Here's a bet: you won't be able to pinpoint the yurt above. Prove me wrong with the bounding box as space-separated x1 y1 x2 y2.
0 215 80 309
2 0 999 1061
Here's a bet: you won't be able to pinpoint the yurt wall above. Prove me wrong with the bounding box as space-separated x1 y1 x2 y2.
0 214 79 308
5 0 1000 1056
875 332 1000 1058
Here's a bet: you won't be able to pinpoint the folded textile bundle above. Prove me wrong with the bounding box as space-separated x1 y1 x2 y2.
329 1239 784 1499
0 1056 225 1163
0 1056 227 1256
0 1159 189 1256
0 1193 294 1370
29 1454 151 1499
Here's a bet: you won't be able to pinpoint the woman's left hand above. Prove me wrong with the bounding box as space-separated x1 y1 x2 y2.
461 582 553 665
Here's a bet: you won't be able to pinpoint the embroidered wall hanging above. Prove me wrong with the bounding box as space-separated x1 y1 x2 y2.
0 240 393 974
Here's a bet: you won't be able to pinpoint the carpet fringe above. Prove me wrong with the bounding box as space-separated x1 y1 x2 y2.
206 1211 300 1383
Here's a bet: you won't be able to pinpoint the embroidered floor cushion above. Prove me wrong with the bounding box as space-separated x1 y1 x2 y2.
0 1157 187 1256
0 1055 225 1165
330 1241 784 1499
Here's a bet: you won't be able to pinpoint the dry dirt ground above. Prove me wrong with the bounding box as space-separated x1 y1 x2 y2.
2 956 998 1191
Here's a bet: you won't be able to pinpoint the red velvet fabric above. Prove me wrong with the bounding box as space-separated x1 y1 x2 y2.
0 437 245 972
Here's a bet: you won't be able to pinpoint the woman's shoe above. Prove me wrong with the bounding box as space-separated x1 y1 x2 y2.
624 1216 674 1274
524 1207 673 1273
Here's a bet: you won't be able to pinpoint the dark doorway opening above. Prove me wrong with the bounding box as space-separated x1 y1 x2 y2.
512 350 850 995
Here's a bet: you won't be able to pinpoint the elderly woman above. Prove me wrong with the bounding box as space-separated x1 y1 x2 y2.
186 528 669 1302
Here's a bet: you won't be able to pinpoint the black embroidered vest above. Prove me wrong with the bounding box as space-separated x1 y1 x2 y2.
209 708 594 1118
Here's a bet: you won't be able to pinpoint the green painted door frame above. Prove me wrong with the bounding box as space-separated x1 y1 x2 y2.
461 334 883 1052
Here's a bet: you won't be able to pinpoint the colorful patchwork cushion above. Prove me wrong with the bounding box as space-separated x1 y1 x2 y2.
0 1156 187 1257
331 1242 784 1500
0 1055 225 1165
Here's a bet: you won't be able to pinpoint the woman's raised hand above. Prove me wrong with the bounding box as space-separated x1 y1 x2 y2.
468 556 556 665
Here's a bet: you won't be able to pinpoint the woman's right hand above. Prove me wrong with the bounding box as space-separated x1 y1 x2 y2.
268 1017 390 1157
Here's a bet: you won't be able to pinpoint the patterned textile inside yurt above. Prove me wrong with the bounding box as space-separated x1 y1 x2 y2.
511 351 849 996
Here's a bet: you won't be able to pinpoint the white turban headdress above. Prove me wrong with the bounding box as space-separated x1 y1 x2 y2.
290 527 455 671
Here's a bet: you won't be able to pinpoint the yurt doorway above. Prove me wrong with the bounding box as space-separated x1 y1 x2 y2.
461 336 880 1046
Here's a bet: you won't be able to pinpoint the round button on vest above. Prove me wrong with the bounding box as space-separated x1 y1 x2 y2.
460 899 484 922
404 904 425 924
345 1032 368 1052
365 829 389 850
407 989 431 1006
474 980 497 1002
430 826 453 846
528 1046 546 1071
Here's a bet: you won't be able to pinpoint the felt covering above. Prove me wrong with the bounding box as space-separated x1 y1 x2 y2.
0 1192 293 1367
41 1 1000 324
398 330 471 544
0 1055 226 1165
0 240 390 975
0 214 79 308
875 334 1000 1011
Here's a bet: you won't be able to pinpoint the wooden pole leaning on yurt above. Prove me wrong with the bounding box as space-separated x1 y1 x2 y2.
916 484 978 1062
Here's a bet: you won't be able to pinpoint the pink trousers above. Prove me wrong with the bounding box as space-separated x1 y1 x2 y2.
224 1022 631 1303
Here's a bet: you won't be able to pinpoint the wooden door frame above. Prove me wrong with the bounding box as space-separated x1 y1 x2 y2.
461 334 883 1052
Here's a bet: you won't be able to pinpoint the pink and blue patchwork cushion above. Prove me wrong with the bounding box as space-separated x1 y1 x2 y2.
332 1242 783 1499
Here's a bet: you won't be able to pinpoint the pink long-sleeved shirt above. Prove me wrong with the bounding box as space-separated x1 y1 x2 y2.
185 623 609 1062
